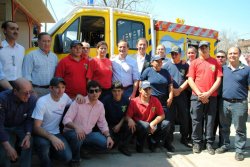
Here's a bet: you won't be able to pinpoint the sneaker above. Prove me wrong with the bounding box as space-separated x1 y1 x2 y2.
235 153 244 161
215 147 228 154
180 138 192 148
164 143 175 152
118 146 132 156
193 143 201 154
206 144 215 155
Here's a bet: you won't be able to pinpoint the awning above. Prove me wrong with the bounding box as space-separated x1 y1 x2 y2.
17 0 55 23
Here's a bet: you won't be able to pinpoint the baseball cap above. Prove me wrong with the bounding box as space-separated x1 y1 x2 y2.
111 81 124 89
70 40 83 48
50 77 66 86
198 41 210 48
140 80 151 89
150 55 164 62
170 46 181 53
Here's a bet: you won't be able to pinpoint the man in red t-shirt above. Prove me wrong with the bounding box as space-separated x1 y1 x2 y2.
187 41 222 155
55 40 89 99
126 80 170 153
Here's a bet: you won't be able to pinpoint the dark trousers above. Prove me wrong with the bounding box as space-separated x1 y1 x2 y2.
171 91 190 139
155 95 175 144
110 123 132 148
213 96 223 146
190 95 217 145
135 120 170 147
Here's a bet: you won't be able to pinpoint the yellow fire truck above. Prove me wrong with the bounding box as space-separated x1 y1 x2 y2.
42 6 218 59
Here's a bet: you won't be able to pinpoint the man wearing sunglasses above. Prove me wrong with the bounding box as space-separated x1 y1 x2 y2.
62 81 114 166
0 78 37 167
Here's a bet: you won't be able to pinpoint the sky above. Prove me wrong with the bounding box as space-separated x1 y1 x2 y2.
45 0 250 39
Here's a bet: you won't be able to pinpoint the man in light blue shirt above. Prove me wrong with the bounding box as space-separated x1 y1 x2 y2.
23 32 58 97
111 40 139 99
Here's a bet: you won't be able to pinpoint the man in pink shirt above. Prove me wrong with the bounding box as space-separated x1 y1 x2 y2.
62 81 114 166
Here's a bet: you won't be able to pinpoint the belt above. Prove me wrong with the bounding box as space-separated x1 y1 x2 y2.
223 98 245 103
123 85 133 90
32 84 49 89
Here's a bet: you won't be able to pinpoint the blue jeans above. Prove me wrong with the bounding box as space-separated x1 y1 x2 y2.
0 127 32 167
82 132 107 151
220 100 248 153
63 130 83 161
34 134 72 167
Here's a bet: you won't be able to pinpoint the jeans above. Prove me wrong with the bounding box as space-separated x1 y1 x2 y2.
0 127 32 167
34 134 72 167
190 95 217 144
136 120 170 147
110 123 132 148
82 132 107 151
63 130 83 161
220 100 248 153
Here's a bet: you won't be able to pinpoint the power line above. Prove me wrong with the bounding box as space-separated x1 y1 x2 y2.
47 0 58 21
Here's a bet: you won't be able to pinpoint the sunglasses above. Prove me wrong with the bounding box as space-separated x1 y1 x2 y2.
216 56 225 58
88 88 100 94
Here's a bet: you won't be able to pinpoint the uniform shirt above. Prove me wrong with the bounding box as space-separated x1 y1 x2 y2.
140 67 172 97
86 58 112 89
187 57 223 97
222 63 250 99
22 48 58 86
0 90 37 142
32 93 72 134
126 96 164 122
55 55 89 98
63 96 109 135
0 40 24 81
111 55 139 87
103 94 129 127
163 60 189 88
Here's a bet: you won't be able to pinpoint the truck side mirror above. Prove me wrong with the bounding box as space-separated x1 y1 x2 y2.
54 34 63 53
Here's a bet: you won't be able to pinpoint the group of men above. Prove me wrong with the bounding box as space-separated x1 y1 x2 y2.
0 20 249 167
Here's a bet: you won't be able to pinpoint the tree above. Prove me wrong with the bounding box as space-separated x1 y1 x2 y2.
67 0 153 12
217 30 238 52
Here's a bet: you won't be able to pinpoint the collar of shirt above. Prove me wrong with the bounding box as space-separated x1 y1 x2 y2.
1 40 18 48
38 48 50 56
227 62 245 70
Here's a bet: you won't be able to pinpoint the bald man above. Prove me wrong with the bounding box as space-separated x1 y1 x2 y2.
0 78 37 167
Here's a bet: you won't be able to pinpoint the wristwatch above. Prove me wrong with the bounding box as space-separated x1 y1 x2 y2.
106 134 111 138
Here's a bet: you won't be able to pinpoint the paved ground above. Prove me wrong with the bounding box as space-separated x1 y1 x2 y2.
12 117 250 167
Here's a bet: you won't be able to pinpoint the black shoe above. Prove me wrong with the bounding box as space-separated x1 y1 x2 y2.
148 137 157 152
235 152 244 161
164 143 175 152
80 149 91 159
193 143 201 154
180 139 192 148
136 144 144 153
215 147 228 154
69 160 81 167
118 146 132 156
206 144 215 155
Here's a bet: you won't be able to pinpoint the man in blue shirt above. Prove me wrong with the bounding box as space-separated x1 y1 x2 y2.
103 81 132 156
216 47 250 161
163 46 191 148
0 78 37 167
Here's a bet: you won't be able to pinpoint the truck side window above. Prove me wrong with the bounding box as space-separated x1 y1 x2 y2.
80 16 105 47
62 18 79 53
117 19 145 49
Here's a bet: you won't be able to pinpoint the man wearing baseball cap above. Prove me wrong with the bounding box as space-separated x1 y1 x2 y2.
32 77 73 166
187 40 222 155
55 40 89 99
126 80 170 153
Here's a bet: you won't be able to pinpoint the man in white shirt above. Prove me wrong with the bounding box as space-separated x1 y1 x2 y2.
0 21 24 84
